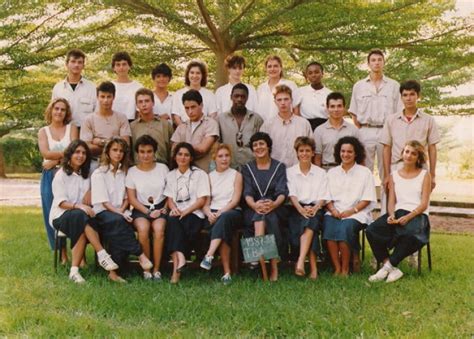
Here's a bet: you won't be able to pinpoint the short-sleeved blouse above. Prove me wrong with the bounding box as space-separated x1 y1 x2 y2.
125 163 169 206
91 165 127 214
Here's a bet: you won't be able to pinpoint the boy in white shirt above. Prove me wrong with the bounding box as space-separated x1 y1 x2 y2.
111 51 143 122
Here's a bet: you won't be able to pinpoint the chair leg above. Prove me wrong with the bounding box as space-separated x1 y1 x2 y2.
427 242 432 271
231 231 239 275
54 230 59 272
417 248 422 275
361 228 366 262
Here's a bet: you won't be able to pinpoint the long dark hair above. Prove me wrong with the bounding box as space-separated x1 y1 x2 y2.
171 142 196 170
334 136 366 165
100 137 129 173
62 139 91 179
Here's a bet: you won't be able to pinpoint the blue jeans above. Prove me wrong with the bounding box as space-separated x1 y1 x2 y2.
40 168 57 250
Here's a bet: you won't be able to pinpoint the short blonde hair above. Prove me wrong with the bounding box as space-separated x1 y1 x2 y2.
273 84 292 99
403 140 426 169
294 136 316 152
44 98 72 125
212 143 233 160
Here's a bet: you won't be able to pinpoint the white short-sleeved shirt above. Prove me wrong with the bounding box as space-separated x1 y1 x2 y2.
326 164 376 224
153 92 173 118
125 163 169 206
256 79 298 121
294 85 332 120
171 87 217 123
52 77 97 127
215 83 258 115
349 75 403 126
112 80 143 120
164 167 210 219
49 168 90 225
287 164 330 204
209 168 237 210
91 165 127 214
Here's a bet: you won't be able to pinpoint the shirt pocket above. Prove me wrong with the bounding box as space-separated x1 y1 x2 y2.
79 98 94 114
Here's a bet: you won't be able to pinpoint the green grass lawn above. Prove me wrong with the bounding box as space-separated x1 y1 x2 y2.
1 207 472 337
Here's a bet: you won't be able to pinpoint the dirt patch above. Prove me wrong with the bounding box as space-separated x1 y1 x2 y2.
430 215 473 234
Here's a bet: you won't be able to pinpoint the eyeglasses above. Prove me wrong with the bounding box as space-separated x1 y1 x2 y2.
176 171 193 203
236 132 243 147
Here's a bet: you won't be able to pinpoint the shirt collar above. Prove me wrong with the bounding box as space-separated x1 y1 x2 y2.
295 164 317 176
137 116 160 123
62 76 84 87
325 119 347 129
397 109 421 122
364 75 388 83
176 167 193 179
277 113 294 125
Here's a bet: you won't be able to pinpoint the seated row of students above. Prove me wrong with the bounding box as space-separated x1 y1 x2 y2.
49 130 431 284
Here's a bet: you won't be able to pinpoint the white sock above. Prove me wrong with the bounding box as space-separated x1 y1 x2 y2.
70 266 79 275
97 249 107 260
384 261 394 271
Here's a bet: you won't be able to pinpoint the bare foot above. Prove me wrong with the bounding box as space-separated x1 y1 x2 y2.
352 256 361 273
295 260 305 277
60 248 69 265
170 271 181 284
309 271 318 280
108 271 127 283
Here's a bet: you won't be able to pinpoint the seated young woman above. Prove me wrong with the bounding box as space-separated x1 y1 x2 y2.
200 144 243 284
126 135 169 281
91 137 153 283
367 140 431 283
323 136 376 277
287 136 330 280
164 142 210 283
241 132 288 282
50 140 119 283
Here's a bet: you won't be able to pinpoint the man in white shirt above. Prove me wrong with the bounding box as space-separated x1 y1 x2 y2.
294 61 332 131
215 55 258 115
261 85 312 167
151 63 173 121
349 49 403 180
51 49 97 128
111 51 143 122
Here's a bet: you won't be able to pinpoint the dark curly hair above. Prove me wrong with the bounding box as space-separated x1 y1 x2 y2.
249 132 272 155
62 139 91 179
333 136 365 165
171 142 196 169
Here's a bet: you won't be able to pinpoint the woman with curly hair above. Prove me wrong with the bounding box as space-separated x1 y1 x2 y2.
323 136 376 277
50 140 119 283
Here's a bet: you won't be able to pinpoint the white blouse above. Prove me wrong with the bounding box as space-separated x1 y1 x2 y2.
164 167 210 219
91 165 127 214
49 168 90 225
209 168 237 210
287 164 330 204
125 163 169 206
393 169 429 215
326 164 376 224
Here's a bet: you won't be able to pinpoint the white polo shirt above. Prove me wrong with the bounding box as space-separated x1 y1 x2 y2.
164 167 210 219
256 79 298 121
112 80 143 120
125 163 169 206
49 168 91 225
215 82 258 115
326 164 376 224
91 165 127 214
294 85 332 120
171 87 217 123
52 77 97 127
287 164 330 204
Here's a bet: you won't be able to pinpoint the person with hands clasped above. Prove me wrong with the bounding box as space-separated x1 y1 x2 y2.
164 142 211 284
126 135 169 281
367 140 431 283
323 136 376 277
91 138 153 283
287 137 330 280
50 140 119 284
200 144 243 284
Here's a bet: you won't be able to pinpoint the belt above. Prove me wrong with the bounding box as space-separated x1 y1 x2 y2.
322 162 338 167
360 123 383 128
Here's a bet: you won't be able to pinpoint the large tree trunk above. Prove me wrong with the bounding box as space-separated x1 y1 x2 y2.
0 145 6 178
214 50 231 89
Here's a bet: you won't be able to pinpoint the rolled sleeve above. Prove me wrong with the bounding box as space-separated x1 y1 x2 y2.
379 119 393 146
52 172 68 206
80 116 94 142
428 118 441 145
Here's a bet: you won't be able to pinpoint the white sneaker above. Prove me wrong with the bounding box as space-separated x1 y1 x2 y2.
69 271 86 284
98 254 119 271
143 271 153 280
368 266 390 282
139 256 153 271
407 252 418 268
386 267 404 283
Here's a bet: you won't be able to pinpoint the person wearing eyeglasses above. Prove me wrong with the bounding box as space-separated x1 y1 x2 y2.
200 144 243 284
164 142 211 283
126 135 169 281
217 83 264 170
